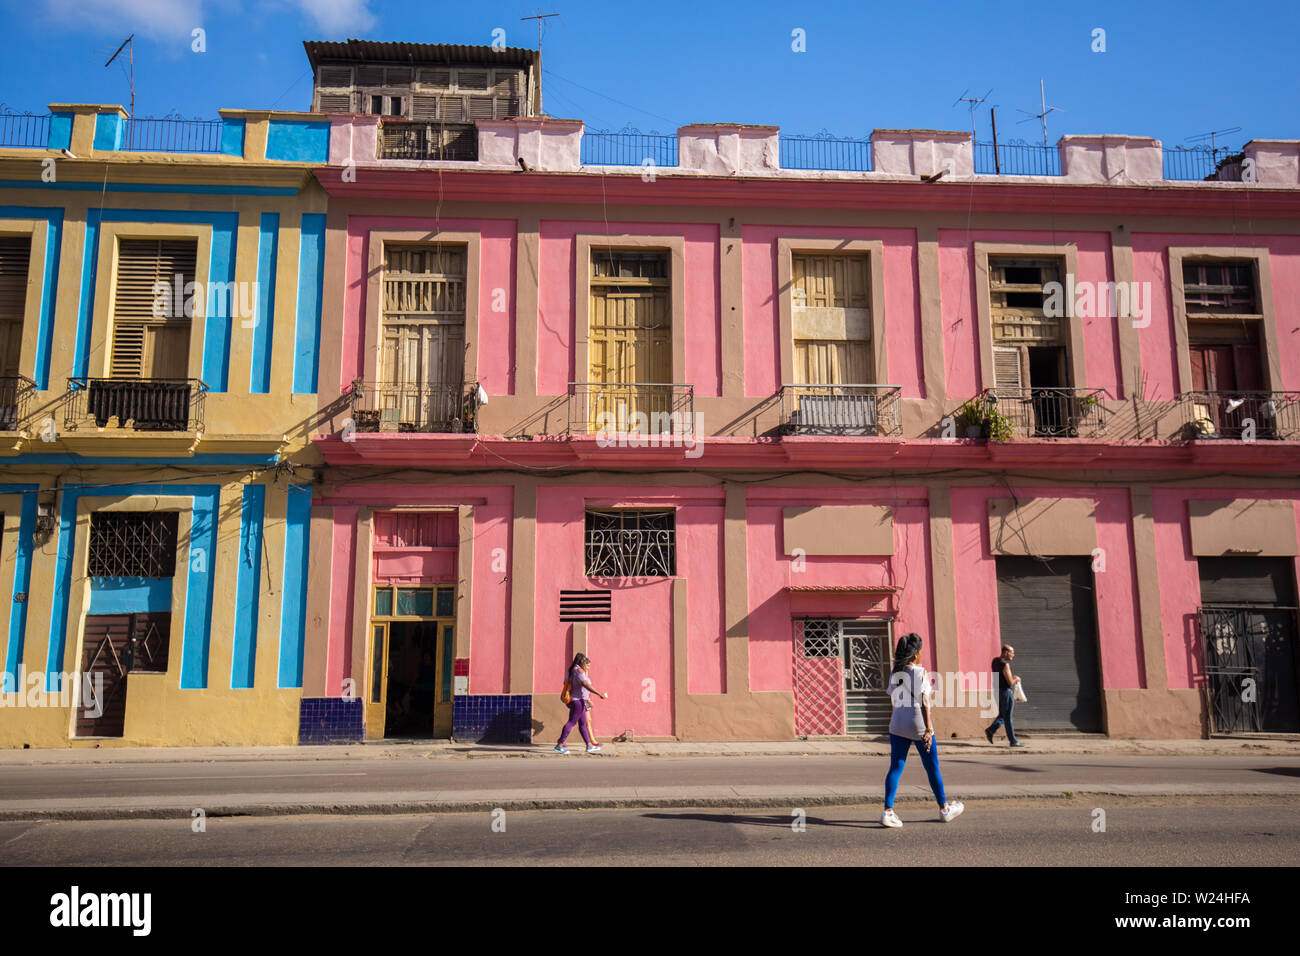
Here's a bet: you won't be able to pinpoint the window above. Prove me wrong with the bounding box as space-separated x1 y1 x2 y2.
1183 261 1259 315
588 251 672 427
87 511 180 578
370 95 384 114
378 244 467 429
0 235 31 378
372 585 455 618
111 238 196 379
988 257 1068 393
584 509 676 577
791 253 872 385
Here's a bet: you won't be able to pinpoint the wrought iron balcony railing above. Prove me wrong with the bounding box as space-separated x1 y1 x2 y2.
1181 390 1300 440
779 384 901 437
568 383 695 436
990 387 1109 438
0 375 36 431
377 120 477 161
348 380 480 434
65 378 206 432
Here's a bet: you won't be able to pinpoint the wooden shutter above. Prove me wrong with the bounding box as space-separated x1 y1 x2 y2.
791 253 872 384
990 257 1064 345
993 346 1023 393
111 239 196 379
418 69 451 88
317 92 352 112
318 66 352 87
492 71 520 95
0 236 30 378
381 244 467 418
468 96 495 120
457 70 489 91
411 95 438 121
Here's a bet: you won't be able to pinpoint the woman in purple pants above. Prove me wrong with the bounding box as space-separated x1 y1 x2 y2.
555 653 607 754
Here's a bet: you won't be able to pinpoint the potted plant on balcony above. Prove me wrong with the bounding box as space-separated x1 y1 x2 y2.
954 395 1014 442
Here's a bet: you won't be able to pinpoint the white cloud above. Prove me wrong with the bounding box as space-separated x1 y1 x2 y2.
45 0 206 42
294 0 376 35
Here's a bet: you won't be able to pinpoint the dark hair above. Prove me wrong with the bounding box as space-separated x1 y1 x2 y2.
891 633 923 674
569 653 589 678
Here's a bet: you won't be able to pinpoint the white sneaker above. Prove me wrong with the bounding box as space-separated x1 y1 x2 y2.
880 809 903 828
940 801 965 823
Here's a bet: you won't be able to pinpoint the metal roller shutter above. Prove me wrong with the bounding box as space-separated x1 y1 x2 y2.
995 556 1103 732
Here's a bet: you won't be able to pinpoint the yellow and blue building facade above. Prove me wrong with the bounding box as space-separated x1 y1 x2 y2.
0 103 334 746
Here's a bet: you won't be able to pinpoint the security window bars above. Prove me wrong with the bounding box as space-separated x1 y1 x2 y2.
801 620 839 658
584 509 676 577
1182 261 1259 315
87 512 179 578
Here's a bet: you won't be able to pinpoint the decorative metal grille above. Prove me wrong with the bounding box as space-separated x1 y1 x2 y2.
801 620 839 658
584 510 676 577
87 512 179 578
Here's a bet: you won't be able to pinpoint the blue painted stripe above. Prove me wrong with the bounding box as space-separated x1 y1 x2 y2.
265 120 330 163
0 180 300 196
87 578 172 614
278 484 312 689
0 206 63 389
1 486 38 694
47 114 73 151
181 490 219 689
46 484 219 692
231 484 265 689
72 210 238 391
221 118 246 158
250 213 279 394
12 453 279 466
92 113 125 152
292 213 325 394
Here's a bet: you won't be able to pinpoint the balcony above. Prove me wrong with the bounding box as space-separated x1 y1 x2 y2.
779 384 901 437
65 378 206 433
1181 391 1300 440
348 380 480 434
377 120 477 161
568 383 695 436
0 375 35 431
990 387 1109 438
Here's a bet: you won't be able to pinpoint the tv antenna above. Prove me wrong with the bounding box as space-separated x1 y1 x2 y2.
104 34 135 119
1017 78 1062 148
520 12 559 113
1186 126 1242 162
953 88 993 146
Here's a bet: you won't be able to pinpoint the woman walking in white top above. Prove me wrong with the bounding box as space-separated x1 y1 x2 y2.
880 632 964 828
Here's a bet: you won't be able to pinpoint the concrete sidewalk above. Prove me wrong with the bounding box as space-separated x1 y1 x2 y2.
1 734 1297 766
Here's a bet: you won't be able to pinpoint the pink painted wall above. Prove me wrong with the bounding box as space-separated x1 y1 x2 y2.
341 216 518 396
741 225 923 397
1132 233 1300 398
937 230 1119 398
533 486 727 737
536 221 722 397
950 486 1144 689
1152 489 1300 689
744 487 935 692
317 485 514 696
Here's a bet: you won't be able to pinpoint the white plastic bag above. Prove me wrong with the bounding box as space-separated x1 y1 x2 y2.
1013 680 1028 703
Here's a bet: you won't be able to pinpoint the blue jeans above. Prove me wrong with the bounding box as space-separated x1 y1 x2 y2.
883 733 946 808
986 689 1018 744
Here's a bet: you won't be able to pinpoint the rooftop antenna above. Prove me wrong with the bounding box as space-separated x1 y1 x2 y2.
953 88 992 147
520 12 559 114
104 34 135 120
1017 78 1062 148
1186 126 1242 163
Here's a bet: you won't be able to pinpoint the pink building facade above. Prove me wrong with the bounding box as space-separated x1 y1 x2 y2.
304 120 1300 742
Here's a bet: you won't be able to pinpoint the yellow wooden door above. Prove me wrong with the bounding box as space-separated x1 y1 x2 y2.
366 622 389 739
791 252 872 387
589 252 671 431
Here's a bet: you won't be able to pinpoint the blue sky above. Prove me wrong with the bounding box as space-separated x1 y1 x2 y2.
3 0 1298 150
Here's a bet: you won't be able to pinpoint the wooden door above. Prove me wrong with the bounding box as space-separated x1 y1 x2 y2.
77 615 132 737
589 252 671 429
381 245 466 428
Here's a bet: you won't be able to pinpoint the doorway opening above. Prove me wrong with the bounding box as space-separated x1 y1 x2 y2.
367 584 456 739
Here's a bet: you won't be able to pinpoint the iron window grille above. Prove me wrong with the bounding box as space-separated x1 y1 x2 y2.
87 512 180 578
584 509 676 577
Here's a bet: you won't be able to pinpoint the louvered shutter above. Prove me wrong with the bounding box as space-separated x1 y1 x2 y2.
457 70 489 91
386 68 412 85
318 66 352 87
317 93 352 112
411 95 438 121
993 346 1023 394
492 71 519 95
0 237 31 377
111 239 196 379
356 66 385 86
418 69 451 88
440 96 466 122
467 96 495 120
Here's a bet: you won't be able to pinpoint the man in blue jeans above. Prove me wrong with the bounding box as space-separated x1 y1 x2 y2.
985 644 1024 747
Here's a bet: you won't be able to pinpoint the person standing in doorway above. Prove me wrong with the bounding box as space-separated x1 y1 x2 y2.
880 632 964 828
985 644 1024 747
555 653 607 755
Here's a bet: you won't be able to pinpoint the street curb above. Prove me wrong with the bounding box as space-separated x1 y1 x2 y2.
3 787 1297 822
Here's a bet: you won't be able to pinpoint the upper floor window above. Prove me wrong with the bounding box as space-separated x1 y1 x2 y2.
110 238 197 379
88 511 180 578
1183 261 1259 316
988 256 1068 393
791 252 872 384
584 509 676 577
0 235 31 379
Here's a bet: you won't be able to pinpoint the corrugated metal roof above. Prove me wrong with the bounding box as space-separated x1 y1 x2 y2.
303 39 536 70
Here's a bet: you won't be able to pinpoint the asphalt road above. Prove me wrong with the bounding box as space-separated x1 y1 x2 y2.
2 799 1297 866
3 753 1299 802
